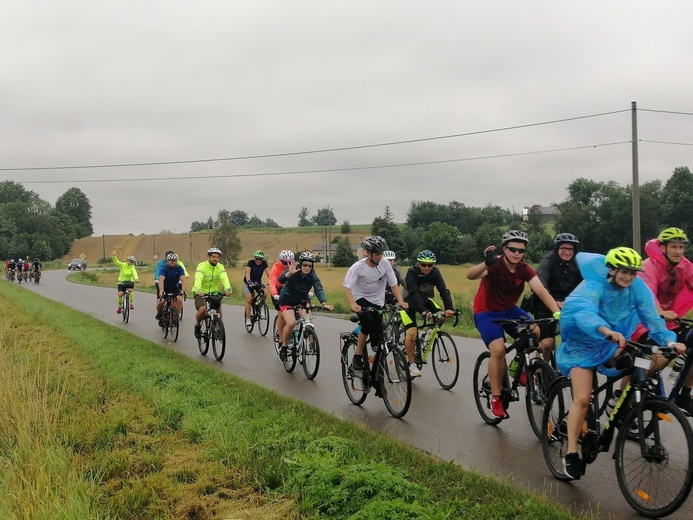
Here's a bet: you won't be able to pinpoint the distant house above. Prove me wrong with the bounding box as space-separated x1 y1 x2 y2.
522 206 559 223
312 243 361 262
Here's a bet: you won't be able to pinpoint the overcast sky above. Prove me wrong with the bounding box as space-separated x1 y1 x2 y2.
2 1 693 236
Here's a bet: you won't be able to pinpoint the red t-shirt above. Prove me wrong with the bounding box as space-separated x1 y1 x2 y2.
473 258 536 313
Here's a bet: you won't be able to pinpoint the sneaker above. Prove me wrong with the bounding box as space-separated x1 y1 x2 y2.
279 346 288 361
130 304 134 310
194 325 201 339
246 318 252 326
518 368 527 386
563 452 583 480
409 363 422 378
155 313 162 320
116 307 121 314
675 394 693 416
349 355 365 378
491 396 507 419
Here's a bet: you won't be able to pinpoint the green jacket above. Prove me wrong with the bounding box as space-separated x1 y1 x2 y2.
112 256 139 283
192 260 232 294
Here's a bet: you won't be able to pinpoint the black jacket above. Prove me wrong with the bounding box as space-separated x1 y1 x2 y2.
404 265 453 314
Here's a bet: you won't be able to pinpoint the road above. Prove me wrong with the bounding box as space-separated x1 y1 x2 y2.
18 270 693 519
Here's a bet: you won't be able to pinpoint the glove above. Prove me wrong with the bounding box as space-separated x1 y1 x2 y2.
273 295 279 301
553 310 561 321
485 251 498 267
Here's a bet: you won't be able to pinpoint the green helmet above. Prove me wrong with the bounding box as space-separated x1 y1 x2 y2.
252 250 266 259
416 250 437 263
657 227 689 244
605 247 644 271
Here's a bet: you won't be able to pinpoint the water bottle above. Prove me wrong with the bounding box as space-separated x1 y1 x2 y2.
606 390 622 417
669 354 687 382
508 354 521 379
293 329 300 345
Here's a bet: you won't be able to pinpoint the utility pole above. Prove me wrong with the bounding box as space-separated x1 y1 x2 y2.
632 101 641 252
327 205 332 266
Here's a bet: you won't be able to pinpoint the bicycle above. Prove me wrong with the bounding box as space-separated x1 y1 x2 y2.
197 294 226 361
398 309 462 389
274 301 324 379
541 340 693 517
473 317 558 439
244 283 270 336
159 292 180 342
340 305 412 418
33 269 40 284
17 269 23 284
119 281 135 323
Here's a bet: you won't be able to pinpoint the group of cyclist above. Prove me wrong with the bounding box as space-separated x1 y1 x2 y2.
4 257 42 282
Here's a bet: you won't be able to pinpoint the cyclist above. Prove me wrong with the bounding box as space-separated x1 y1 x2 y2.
154 250 189 297
244 250 270 327
383 250 404 305
633 227 693 414
21 258 30 280
269 249 295 341
32 258 42 279
155 252 186 323
557 247 686 480
400 250 454 378
530 233 583 360
7 259 16 280
192 247 232 339
343 236 408 376
467 230 560 419
278 251 333 361
112 251 139 313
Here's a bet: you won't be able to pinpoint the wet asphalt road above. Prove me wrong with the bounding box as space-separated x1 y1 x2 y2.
16 270 693 519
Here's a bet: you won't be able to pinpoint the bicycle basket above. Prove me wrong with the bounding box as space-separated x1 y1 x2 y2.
121 281 135 289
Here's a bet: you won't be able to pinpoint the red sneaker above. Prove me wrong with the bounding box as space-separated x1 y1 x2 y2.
518 369 527 386
116 307 121 314
130 304 134 310
491 396 506 418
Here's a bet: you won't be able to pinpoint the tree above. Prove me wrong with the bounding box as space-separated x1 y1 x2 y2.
210 210 241 266
55 187 93 238
298 207 312 227
247 215 263 227
332 237 357 267
526 205 546 234
311 207 337 226
230 210 249 227
662 167 693 232
341 220 351 234
372 207 407 260
0 181 35 204
206 216 216 229
419 222 462 264
264 218 280 228
473 223 503 259
190 221 207 232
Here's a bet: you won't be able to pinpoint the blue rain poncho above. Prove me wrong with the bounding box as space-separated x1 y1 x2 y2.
556 252 676 376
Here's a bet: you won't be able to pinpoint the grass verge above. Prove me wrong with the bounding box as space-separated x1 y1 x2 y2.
0 281 579 519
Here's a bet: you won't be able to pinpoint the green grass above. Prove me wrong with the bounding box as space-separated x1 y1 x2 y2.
0 281 581 519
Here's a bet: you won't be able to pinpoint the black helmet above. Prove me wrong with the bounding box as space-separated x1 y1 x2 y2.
553 233 579 250
363 236 388 254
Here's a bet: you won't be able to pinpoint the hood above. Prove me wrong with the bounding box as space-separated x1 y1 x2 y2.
575 252 609 285
644 238 669 267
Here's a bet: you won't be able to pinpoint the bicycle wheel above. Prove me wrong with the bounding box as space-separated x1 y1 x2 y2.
614 397 693 517
123 294 130 324
541 377 575 481
272 315 280 351
341 338 367 405
258 301 270 337
525 358 558 440
282 333 297 373
301 327 320 380
170 307 179 342
162 304 170 338
472 351 503 426
244 306 254 333
212 318 226 361
431 332 459 390
197 318 210 356
380 346 412 418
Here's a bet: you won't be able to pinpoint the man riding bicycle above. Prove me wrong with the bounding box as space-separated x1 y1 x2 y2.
112 251 139 313
154 249 189 297
32 257 42 279
155 252 186 323
400 250 454 378
343 236 408 377
192 247 232 340
557 247 686 480
244 250 270 327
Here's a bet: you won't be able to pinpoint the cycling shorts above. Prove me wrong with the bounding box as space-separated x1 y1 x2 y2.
195 295 222 311
244 283 263 295
474 307 531 347
400 298 441 330
118 281 135 292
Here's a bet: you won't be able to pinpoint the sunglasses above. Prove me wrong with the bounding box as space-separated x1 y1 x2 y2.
419 263 434 268
301 263 313 268
506 247 526 254
254 258 264 261
558 247 574 253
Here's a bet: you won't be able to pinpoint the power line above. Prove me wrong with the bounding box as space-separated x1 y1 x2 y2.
640 139 693 147
20 140 631 185
0 109 630 172
639 108 693 117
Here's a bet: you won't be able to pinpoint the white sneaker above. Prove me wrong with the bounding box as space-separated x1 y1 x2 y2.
245 318 252 326
409 364 422 378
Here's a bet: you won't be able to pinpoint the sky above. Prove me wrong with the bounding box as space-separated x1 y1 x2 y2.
1 1 693 236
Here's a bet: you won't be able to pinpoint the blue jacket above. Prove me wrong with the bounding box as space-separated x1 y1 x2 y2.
557 252 675 375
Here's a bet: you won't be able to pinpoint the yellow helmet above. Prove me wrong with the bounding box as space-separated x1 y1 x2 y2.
657 227 688 244
605 247 644 271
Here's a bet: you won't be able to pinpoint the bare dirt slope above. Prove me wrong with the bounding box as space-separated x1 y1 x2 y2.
63 230 368 265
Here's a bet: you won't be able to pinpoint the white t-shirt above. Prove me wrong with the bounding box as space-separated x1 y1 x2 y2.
343 257 397 306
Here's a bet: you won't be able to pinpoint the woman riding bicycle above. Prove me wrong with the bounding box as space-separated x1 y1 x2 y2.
243 250 270 327
112 251 139 314
557 247 686 480
269 249 295 342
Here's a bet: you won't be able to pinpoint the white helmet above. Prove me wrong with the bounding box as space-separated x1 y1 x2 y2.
383 250 396 260
127 256 136 263
279 249 294 262
207 247 222 255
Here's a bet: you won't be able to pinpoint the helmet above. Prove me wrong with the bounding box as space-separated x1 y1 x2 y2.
501 230 529 247
279 250 294 262
166 252 178 261
165 250 174 256
416 250 437 263
207 247 222 255
383 250 396 260
605 247 644 271
252 250 266 259
554 232 580 249
363 236 388 254
658 227 689 244
298 251 315 263
127 256 136 263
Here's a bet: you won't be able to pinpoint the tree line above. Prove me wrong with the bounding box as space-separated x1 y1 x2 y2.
0 182 93 261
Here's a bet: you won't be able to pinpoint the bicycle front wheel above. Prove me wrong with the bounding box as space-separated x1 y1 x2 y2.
272 314 280 351
614 397 693 517
341 338 367 405
301 327 321 380
170 307 179 342
541 377 575 481
198 318 210 356
124 294 130 323
211 318 226 361
431 332 459 390
258 301 270 337
472 351 502 426
380 347 412 418
525 358 557 440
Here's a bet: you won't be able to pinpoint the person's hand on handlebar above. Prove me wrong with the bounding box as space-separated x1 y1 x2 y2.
351 303 362 313
321 304 334 311
671 342 687 355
